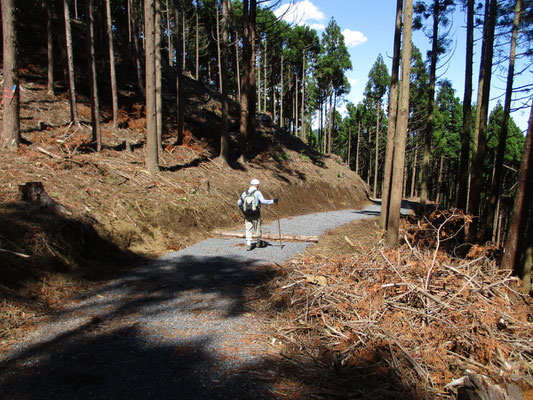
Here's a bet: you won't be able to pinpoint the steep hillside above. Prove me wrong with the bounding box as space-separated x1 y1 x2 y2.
0 64 369 340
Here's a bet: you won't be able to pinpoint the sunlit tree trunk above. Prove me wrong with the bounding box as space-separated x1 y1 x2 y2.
483 0 522 241
301 51 307 142
356 119 361 175
105 0 119 128
410 147 417 198
155 0 163 153
420 0 439 210
379 0 402 229
216 2 222 93
373 101 381 198
173 0 184 145
63 0 80 124
280 53 284 128
235 30 241 100
238 0 250 162
502 101 533 292
1 0 20 149
145 0 160 172
248 0 257 139
457 0 474 211
219 0 230 164
386 0 413 246
468 0 497 242
86 0 101 151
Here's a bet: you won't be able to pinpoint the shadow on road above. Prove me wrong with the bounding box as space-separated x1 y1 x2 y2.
1 243 423 400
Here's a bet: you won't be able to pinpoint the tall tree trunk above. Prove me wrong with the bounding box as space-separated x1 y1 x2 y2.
247 0 257 139
387 0 413 246
63 0 80 124
347 126 351 167
257 51 261 112
483 0 522 241
468 0 497 242
238 0 250 162
105 0 119 129
411 147 418 198
219 0 230 164
145 0 160 172
301 51 306 142
133 19 145 96
295 77 299 135
327 87 333 153
280 53 284 128
127 0 132 43
173 0 184 145
420 0 439 210
374 100 381 198
380 0 402 229
74 0 78 19
356 119 361 175
195 10 199 80
436 154 444 204
216 3 222 93
235 30 241 100
86 0 101 151
1 0 20 149
502 100 533 291
166 0 173 66
457 0 474 211
46 0 55 96
264 36 267 113
155 0 163 153
182 11 186 69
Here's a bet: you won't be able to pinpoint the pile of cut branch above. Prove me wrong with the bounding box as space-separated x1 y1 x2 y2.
257 211 532 399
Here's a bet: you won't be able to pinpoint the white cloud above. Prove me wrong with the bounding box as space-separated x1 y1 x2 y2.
342 29 368 47
348 77 357 86
309 23 326 31
274 0 325 26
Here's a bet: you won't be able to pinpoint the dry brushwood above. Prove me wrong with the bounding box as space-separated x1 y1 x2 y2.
255 211 533 399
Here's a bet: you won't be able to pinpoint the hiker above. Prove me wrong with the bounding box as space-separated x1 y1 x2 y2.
237 179 278 251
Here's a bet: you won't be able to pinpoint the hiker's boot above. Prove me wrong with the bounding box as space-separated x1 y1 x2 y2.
258 240 267 248
246 243 255 251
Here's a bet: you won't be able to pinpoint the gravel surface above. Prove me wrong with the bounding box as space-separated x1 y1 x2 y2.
0 202 412 399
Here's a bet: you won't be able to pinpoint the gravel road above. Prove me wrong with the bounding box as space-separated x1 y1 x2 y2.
0 202 412 399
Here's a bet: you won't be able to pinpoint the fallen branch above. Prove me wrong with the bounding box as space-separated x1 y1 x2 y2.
215 231 319 242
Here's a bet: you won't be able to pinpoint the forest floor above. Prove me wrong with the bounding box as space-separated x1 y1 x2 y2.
0 65 532 399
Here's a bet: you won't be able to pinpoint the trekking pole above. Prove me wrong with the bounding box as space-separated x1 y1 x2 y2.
277 214 283 249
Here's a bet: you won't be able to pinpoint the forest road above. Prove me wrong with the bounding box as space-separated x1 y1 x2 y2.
0 202 414 400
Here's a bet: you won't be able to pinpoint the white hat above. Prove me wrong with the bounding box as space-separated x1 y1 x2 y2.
250 179 260 185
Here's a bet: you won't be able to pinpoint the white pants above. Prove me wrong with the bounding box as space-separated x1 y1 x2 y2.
244 214 262 245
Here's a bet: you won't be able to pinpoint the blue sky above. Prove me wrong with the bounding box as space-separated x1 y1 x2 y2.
271 0 531 132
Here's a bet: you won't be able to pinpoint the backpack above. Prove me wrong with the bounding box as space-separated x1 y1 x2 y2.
241 189 259 214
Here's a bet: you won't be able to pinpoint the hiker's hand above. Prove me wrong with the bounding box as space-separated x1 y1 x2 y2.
273 197 279 204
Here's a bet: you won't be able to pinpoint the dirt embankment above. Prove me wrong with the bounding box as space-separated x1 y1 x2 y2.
0 73 369 344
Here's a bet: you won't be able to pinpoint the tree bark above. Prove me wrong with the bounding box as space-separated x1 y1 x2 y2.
502 101 533 290
1 0 20 149
145 0 160 172
420 0 439 211
457 0 474 211
63 0 80 124
86 0 101 151
280 53 284 128
155 0 163 153
166 0 173 66
247 0 257 139
173 1 184 145
235 30 241 101
219 0 230 164
105 0 119 129
483 0 522 241
46 0 55 96
238 0 250 162
301 51 306 142
386 0 413 246
467 0 497 242
379 0 402 229
373 100 381 198
195 10 199 80
356 119 361 175
410 147 418 198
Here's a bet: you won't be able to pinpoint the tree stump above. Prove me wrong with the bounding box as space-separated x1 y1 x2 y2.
18 182 70 216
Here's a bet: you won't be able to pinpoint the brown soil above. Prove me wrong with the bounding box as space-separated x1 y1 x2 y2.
0 65 369 345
